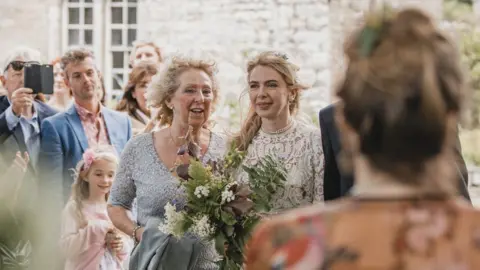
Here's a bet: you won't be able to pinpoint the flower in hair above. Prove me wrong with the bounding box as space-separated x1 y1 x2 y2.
273 52 288 60
82 149 96 171
358 5 395 57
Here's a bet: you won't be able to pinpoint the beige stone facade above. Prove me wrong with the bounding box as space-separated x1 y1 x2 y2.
0 0 444 126
329 0 443 100
0 0 61 64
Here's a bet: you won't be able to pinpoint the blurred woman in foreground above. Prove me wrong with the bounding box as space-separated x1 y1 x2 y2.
246 7 480 270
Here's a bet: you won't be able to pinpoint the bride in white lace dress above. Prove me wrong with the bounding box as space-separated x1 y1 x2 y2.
233 51 324 212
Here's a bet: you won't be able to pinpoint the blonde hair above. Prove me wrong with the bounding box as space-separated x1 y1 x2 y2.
233 51 308 151
337 8 464 194
146 56 220 126
70 146 118 226
130 41 163 65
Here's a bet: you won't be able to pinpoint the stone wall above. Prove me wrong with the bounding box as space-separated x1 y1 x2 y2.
328 0 443 100
0 0 61 65
138 0 331 130
0 0 446 128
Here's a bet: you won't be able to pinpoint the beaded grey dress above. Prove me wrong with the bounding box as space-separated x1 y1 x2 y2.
109 132 226 270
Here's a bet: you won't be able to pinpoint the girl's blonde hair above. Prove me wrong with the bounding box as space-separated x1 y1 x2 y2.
146 55 220 126
70 146 118 226
233 51 308 151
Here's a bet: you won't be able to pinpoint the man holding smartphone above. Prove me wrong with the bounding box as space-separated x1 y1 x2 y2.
0 46 57 201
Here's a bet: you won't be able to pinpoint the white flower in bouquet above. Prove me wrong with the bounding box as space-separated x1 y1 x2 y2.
221 181 237 204
194 185 210 198
221 190 235 204
190 215 215 239
158 202 186 238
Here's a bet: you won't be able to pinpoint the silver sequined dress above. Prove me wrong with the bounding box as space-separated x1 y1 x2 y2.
109 132 226 269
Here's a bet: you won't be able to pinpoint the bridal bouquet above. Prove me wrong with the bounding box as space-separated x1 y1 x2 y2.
158 142 286 269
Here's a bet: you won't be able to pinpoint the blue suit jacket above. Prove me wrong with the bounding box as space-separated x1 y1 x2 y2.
39 104 132 204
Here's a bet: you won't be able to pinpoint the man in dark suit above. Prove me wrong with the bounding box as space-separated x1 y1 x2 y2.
319 103 471 202
0 47 58 206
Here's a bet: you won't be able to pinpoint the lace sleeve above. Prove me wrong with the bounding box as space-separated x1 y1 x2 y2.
310 129 325 203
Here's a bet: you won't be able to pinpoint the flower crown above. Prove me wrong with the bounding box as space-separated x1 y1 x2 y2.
82 149 96 171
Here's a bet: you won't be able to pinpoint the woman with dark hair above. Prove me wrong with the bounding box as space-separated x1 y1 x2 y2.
116 62 158 134
246 7 480 269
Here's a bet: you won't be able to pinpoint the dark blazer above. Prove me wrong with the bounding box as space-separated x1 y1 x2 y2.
39 104 132 204
319 104 471 202
0 95 58 173
0 95 58 207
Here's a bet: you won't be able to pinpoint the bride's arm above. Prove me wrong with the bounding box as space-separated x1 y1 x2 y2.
311 130 325 203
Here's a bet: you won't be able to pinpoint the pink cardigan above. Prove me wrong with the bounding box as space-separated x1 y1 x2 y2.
60 200 132 270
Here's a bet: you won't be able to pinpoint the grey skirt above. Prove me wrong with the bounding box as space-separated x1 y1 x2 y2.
129 217 220 270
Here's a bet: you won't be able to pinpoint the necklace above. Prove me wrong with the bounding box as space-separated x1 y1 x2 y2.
261 119 294 135
169 127 187 147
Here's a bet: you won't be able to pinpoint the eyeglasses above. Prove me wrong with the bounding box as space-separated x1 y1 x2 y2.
4 61 40 72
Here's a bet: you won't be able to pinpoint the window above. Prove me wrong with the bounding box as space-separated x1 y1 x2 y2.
105 0 138 102
61 0 138 105
63 0 96 50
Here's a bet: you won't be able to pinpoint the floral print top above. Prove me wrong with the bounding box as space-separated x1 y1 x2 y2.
245 197 480 270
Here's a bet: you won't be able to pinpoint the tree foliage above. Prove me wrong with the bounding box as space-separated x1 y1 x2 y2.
443 0 480 129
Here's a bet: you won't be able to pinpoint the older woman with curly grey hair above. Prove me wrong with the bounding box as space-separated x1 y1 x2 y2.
108 55 226 270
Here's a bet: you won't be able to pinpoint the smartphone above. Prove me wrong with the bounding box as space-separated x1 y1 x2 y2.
41 65 54 95
24 64 54 95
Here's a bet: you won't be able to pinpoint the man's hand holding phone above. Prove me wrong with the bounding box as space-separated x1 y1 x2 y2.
11 88 33 117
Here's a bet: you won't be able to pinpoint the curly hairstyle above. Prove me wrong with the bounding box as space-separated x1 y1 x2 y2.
146 56 220 126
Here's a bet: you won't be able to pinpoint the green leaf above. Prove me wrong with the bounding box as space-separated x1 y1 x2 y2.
188 159 210 182
220 211 237 226
225 225 234 237
214 232 226 255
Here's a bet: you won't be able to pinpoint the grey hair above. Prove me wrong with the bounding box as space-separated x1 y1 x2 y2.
2 46 42 76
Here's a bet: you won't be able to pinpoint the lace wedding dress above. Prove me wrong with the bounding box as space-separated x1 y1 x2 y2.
235 120 324 212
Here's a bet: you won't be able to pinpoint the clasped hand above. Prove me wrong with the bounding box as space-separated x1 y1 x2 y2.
105 228 124 252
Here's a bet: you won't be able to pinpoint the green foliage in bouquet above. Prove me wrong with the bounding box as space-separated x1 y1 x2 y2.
159 143 287 269
0 241 31 270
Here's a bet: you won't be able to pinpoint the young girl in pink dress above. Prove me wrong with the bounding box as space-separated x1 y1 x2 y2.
60 146 132 270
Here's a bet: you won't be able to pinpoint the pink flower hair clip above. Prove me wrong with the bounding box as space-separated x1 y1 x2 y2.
82 149 96 171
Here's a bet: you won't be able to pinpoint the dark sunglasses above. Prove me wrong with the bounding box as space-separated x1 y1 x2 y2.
4 60 40 72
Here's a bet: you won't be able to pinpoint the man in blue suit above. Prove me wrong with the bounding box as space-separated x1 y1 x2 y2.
0 47 58 206
39 48 132 204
